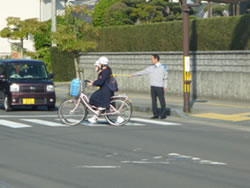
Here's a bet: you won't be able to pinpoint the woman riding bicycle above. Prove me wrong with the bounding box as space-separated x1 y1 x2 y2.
88 57 114 123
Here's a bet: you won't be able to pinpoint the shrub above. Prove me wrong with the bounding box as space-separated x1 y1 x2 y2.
95 14 250 52
50 47 75 81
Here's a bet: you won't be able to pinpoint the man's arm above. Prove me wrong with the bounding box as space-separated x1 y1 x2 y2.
130 66 152 77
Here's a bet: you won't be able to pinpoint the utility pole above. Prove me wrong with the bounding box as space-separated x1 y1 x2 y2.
51 0 57 47
182 0 200 113
182 0 191 113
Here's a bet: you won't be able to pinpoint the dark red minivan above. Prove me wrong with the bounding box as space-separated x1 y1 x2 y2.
0 59 56 111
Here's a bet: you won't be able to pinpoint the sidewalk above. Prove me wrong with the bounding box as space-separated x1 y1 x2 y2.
55 82 250 126
125 92 250 125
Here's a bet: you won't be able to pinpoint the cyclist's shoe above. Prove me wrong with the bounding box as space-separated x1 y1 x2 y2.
88 115 98 124
116 116 124 124
98 107 105 110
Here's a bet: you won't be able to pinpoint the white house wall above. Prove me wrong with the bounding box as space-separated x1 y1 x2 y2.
41 0 65 21
0 0 41 55
0 0 65 56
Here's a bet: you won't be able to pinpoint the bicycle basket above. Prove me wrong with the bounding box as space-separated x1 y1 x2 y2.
70 79 80 97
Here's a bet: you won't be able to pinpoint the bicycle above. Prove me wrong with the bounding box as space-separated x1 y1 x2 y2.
58 80 133 126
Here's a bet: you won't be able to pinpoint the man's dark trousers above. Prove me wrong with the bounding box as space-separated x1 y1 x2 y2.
151 86 166 117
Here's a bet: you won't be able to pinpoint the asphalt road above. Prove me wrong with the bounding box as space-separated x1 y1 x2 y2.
0 109 249 188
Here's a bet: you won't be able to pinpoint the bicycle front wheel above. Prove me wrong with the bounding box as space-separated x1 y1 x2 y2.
105 99 132 126
58 99 87 126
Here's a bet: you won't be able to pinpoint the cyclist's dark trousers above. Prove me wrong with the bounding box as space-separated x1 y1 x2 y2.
151 86 166 117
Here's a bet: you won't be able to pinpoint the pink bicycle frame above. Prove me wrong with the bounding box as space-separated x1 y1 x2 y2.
71 93 129 116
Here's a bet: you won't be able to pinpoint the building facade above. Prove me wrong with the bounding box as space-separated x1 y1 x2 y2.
0 0 65 58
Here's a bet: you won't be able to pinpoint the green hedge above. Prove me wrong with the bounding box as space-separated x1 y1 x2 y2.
51 15 250 81
95 14 250 51
50 47 75 81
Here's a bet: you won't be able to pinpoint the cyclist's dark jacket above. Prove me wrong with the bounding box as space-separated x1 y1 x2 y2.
89 68 114 109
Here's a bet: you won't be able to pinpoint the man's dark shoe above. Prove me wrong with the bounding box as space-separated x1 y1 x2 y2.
160 116 167 119
151 116 159 119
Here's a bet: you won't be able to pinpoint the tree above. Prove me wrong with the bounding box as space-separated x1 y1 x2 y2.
51 5 98 78
103 2 135 26
93 0 184 26
92 0 122 26
0 17 47 58
32 17 66 72
203 4 229 17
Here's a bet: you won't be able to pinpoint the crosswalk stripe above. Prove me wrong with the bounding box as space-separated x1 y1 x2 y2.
96 119 145 126
21 119 68 127
0 120 32 128
56 119 145 127
0 118 180 129
131 118 181 126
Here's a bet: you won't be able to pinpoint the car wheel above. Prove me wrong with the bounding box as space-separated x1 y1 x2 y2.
4 96 12 112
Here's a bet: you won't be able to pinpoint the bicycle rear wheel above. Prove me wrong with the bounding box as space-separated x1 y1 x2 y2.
105 99 132 126
58 99 87 126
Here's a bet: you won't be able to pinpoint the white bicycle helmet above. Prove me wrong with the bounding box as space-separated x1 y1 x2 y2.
99 56 108 65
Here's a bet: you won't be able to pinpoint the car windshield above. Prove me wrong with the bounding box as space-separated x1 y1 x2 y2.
7 62 48 80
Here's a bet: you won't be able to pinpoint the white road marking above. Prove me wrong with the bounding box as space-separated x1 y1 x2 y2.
153 156 163 159
168 153 192 159
0 120 31 128
192 158 201 161
56 119 145 127
0 116 180 129
199 160 227 165
76 165 121 169
0 115 58 118
105 154 113 157
121 161 169 165
82 121 107 127
126 122 145 126
97 119 145 127
21 119 68 127
105 153 118 157
131 118 181 126
133 148 142 152
168 153 227 166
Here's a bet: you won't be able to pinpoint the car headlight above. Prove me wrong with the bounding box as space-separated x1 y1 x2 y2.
46 85 55 92
10 84 20 92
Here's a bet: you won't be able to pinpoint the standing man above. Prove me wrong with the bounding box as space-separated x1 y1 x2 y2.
130 54 168 119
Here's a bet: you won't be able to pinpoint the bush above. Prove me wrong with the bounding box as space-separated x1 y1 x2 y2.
95 14 250 52
50 47 75 81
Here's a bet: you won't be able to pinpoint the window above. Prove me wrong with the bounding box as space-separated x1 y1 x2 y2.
7 62 48 79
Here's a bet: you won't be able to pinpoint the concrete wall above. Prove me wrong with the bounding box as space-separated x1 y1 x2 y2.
79 51 250 102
